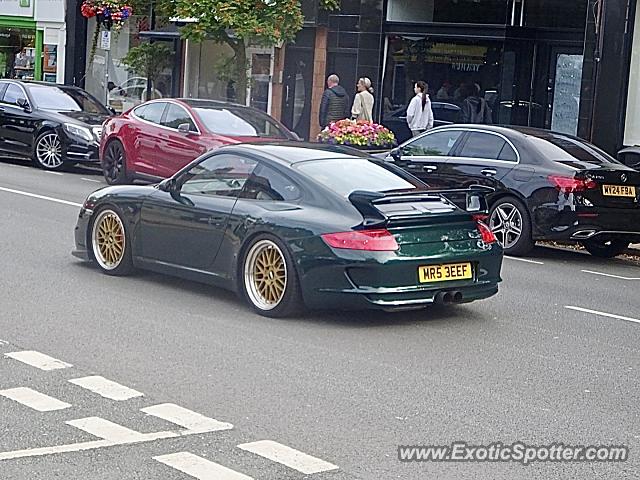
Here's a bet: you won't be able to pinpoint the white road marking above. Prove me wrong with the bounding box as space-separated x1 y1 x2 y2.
0 415 225 461
44 171 63 176
582 269 640 280
141 403 233 433
504 256 544 265
0 387 71 412
68 375 143 401
67 417 146 442
154 452 254 480
237 440 339 475
0 186 82 208
565 306 640 325
80 177 101 183
4 351 72 370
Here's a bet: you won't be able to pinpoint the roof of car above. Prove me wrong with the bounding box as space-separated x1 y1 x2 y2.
229 142 375 164
0 79 82 90
177 98 252 110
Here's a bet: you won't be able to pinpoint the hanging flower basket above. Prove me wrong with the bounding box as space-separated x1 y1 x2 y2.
317 119 397 151
81 0 133 63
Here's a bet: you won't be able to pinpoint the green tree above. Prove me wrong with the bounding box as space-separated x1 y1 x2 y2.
129 0 339 102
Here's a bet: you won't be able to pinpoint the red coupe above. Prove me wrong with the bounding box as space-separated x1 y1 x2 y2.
99 98 298 184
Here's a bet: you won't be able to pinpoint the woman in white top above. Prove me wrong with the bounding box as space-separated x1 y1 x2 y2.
406 81 434 137
351 77 374 121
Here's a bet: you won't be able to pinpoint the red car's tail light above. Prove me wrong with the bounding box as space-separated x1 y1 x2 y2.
548 175 597 193
321 229 399 251
475 221 497 244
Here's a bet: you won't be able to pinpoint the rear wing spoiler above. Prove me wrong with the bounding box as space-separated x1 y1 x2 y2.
348 186 494 227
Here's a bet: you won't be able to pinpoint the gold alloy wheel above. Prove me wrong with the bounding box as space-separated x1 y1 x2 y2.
92 209 126 270
244 239 288 311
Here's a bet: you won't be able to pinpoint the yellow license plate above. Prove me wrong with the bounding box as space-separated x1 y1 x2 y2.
418 263 473 283
602 185 636 197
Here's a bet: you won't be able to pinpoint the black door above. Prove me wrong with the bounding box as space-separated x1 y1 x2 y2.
281 48 314 140
440 131 519 192
0 83 37 157
138 153 258 271
391 129 466 188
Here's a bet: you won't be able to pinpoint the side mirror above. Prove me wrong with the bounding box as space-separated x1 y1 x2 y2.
390 147 402 161
158 178 177 192
108 107 117 115
17 97 30 111
177 123 191 134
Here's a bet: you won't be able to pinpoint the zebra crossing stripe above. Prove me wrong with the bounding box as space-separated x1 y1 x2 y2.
66 417 147 442
154 452 254 480
68 376 144 401
141 403 233 433
4 351 72 370
238 440 339 474
0 387 71 412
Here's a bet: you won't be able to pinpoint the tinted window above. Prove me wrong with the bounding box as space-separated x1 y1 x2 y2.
3 84 25 105
0 83 7 99
403 130 463 157
297 158 424 197
25 85 107 113
240 164 301 201
179 154 258 198
136 102 166 124
194 107 289 138
459 132 507 159
498 143 518 162
162 103 197 131
528 135 618 165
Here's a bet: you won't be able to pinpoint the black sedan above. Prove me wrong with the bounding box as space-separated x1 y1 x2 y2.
72 143 503 317
0 80 111 170
383 125 640 257
381 102 461 144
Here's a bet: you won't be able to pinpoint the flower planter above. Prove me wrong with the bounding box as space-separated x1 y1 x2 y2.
317 119 397 151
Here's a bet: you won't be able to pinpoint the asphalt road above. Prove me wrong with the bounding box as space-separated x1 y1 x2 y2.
0 159 639 479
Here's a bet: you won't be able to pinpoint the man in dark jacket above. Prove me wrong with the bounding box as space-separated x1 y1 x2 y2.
319 74 350 129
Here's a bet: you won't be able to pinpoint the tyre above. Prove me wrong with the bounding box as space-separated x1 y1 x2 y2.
240 234 303 317
89 207 134 275
33 131 64 170
102 140 130 185
489 196 534 256
581 238 629 258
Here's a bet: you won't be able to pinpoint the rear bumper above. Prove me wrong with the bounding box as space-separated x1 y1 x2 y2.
296 239 503 311
533 205 640 241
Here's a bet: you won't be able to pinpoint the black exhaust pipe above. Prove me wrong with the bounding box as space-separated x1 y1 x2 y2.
434 291 463 305
452 291 463 304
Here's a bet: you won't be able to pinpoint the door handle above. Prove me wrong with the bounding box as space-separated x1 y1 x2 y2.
422 165 438 173
481 168 497 177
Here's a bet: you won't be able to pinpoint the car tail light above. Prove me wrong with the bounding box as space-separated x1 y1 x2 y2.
475 220 497 244
321 229 399 251
548 175 597 193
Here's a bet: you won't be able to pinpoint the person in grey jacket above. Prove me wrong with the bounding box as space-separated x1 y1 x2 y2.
319 74 350 128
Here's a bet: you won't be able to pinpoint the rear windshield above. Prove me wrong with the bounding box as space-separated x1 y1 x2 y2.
528 134 619 166
193 107 289 138
297 158 425 197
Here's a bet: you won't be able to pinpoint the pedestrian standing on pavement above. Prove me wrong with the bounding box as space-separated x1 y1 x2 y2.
406 81 434 137
319 74 350 129
351 77 374 122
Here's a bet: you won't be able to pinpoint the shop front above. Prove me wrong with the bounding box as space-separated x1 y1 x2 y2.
1 0 66 83
382 0 588 136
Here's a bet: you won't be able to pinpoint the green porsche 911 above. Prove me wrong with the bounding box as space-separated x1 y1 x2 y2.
73 143 503 317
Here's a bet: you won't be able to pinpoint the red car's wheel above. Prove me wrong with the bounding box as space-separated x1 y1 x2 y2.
102 140 131 185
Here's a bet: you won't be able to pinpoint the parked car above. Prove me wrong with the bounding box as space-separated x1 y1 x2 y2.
0 80 111 170
382 125 640 257
74 143 503 317
617 146 640 171
100 98 299 184
381 102 461 144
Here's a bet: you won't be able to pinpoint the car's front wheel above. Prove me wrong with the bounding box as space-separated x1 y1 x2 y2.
581 238 629 258
489 197 534 256
90 207 133 275
102 140 130 185
33 131 64 170
241 235 302 317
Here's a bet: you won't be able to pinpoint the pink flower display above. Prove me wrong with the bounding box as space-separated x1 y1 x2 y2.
317 119 396 149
